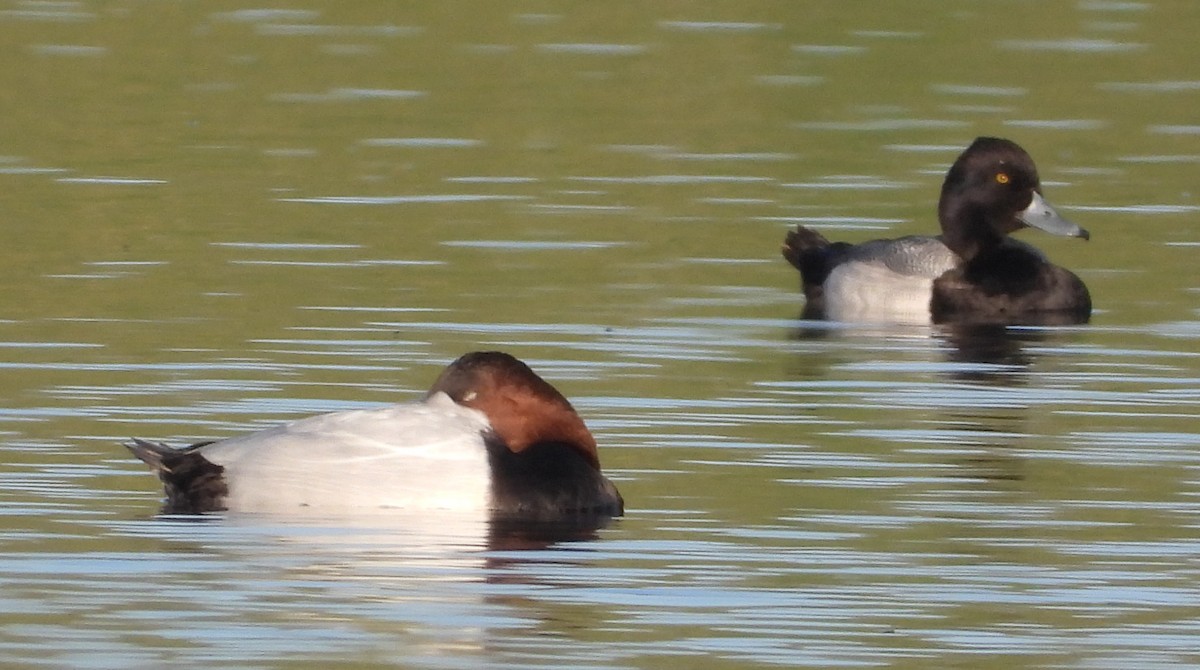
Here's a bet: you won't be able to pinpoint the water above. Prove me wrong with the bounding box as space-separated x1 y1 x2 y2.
2 1 1199 668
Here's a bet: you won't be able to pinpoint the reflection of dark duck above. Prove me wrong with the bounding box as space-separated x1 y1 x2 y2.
783 137 1092 324
126 351 623 523
938 322 1047 386
487 515 618 553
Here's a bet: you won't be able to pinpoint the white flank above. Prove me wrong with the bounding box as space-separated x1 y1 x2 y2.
822 236 959 324
824 261 938 324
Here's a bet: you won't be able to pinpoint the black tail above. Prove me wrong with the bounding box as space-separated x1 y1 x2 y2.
782 226 831 285
782 225 853 311
126 437 175 473
125 438 228 514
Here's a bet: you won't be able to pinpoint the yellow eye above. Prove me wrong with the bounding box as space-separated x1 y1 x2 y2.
995 172 1010 184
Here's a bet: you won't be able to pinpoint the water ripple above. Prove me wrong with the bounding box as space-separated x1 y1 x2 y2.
278 194 529 205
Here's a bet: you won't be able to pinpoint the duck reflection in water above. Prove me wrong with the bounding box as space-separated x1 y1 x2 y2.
785 316 1089 489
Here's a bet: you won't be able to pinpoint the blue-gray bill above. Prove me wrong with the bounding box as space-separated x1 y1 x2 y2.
1020 191 1090 240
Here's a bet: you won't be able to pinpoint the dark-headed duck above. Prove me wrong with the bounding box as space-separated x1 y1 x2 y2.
126 351 624 520
782 137 1091 324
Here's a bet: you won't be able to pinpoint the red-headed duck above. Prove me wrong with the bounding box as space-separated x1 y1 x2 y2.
783 137 1091 324
126 351 624 520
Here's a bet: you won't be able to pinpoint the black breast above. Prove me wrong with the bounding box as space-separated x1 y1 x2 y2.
930 245 1091 322
485 435 624 521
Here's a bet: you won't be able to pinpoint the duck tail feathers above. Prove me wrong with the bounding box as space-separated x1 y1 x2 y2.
124 438 227 514
782 225 844 289
125 438 176 474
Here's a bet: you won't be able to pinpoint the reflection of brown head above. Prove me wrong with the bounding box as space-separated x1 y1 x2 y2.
426 351 601 470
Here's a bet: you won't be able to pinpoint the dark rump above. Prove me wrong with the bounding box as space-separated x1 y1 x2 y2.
125 438 228 514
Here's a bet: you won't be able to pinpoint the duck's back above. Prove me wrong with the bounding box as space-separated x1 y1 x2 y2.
198 393 494 513
838 235 959 277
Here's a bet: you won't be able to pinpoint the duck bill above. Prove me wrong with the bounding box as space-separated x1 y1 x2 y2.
1019 191 1090 240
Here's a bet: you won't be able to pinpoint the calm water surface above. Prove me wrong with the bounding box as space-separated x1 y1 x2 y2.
1 1 1198 668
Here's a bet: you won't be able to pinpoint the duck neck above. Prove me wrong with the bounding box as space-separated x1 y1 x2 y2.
939 199 1004 262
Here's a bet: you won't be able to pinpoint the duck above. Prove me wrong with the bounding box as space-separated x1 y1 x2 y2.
125 351 624 520
782 137 1092 324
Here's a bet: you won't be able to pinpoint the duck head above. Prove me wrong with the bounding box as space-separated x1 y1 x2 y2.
937 137 1089 260
426 351 602 470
